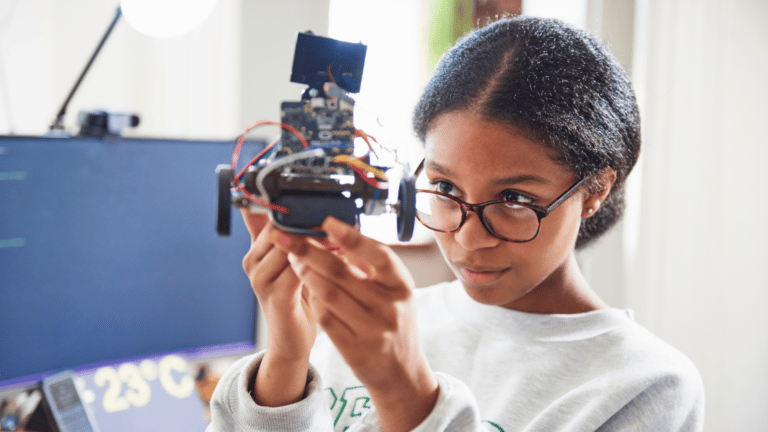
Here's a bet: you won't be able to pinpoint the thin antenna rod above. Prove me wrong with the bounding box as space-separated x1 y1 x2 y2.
50 6 123 132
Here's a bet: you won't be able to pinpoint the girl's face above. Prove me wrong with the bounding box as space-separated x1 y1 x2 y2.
423 111 594 313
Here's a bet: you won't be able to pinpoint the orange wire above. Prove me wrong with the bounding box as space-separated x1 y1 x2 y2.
354 129 379 160
341 161 388 189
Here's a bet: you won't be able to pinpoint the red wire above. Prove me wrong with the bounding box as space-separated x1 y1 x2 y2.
229 120 307 214
233 137 280 183
230 122 387 215
231 120 308 185
233 184 289 214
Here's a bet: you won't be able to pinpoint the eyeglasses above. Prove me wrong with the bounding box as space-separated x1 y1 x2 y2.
413 160 588 243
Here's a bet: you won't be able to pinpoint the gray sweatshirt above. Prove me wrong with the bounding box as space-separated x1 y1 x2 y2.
207 281 705 431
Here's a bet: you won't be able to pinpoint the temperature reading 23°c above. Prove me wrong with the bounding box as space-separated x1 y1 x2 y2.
92 355 196 413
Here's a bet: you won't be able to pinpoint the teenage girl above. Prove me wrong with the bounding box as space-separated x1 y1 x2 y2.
207 16 704 432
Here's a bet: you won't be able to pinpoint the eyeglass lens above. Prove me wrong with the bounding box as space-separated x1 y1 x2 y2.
415 191 540 242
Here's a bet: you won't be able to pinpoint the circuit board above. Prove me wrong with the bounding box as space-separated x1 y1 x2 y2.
279 97 355 156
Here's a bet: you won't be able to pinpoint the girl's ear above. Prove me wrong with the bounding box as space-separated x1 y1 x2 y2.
581 168 617 218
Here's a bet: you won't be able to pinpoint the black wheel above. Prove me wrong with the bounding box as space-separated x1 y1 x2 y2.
216 164 233 237
397 176 416 242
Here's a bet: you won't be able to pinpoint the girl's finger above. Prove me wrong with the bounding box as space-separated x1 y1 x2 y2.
271 231 384 307
288 253 388 332
306 288 356 344
243 220 278 265
245 246 293 287
271 258 300 288
321 217 414 292
239 209 270 242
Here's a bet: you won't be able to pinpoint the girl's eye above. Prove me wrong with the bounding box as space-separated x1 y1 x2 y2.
501 190 533 204
432 180 458 196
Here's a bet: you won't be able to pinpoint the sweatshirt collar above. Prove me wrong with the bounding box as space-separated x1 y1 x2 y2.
442 280 635 341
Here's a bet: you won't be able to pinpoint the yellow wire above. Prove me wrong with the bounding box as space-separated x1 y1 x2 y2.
332 155 388 181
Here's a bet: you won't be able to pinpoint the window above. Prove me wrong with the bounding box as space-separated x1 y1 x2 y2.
329 0 431 244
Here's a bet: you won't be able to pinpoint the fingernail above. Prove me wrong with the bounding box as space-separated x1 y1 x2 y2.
322 217 346 240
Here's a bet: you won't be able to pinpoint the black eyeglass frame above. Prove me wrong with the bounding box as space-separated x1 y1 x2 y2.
413 159 590 243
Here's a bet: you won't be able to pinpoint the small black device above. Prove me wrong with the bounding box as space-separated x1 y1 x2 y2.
216 32 416 241
77 110 140 138
41 371 100 432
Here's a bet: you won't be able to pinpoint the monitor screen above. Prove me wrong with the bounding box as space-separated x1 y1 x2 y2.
0 135 260 387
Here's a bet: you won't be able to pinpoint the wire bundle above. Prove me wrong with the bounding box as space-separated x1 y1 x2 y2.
331 155 388 189
230 120 306 214
230 120 389 215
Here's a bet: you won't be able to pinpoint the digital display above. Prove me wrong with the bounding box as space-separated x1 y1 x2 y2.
0 136 262 386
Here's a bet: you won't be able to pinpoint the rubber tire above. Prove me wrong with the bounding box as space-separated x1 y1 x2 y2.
216 164 233 237
397 176 416 242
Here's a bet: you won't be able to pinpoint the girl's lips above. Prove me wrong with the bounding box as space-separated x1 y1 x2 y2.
454 264 508 285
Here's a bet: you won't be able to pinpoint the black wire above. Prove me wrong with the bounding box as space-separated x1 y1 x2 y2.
50 6 123 131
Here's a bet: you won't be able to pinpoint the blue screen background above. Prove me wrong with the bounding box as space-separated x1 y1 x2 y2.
0 136 260 383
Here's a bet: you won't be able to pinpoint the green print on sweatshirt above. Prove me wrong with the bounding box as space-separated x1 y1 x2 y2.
325 386 505 431
326 386 372 427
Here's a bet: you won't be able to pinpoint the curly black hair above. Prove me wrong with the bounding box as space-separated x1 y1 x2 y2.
413 16 641 249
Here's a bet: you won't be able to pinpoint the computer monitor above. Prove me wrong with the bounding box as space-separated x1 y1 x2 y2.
0 135 261 388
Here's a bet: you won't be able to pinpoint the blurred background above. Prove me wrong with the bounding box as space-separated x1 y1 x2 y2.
0 0 765 430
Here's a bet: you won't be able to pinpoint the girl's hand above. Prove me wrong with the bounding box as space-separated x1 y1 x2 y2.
240 210 317 406
271 217 439 431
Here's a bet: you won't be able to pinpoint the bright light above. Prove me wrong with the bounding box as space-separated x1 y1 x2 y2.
121 0 217 38
329 0 432 245
522 0 588 29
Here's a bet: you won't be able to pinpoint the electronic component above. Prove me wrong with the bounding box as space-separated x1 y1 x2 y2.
41 371 100 432
77 109 140 138
216 32 416 241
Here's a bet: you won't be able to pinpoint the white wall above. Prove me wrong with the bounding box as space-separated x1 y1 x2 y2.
0 0 241 139
630 0 768 430
239 0 330 130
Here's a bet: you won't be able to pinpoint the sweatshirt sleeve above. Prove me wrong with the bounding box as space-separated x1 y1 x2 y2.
596 370 705 432
206 351 335 432
409 372 489 431
344 372 497 432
